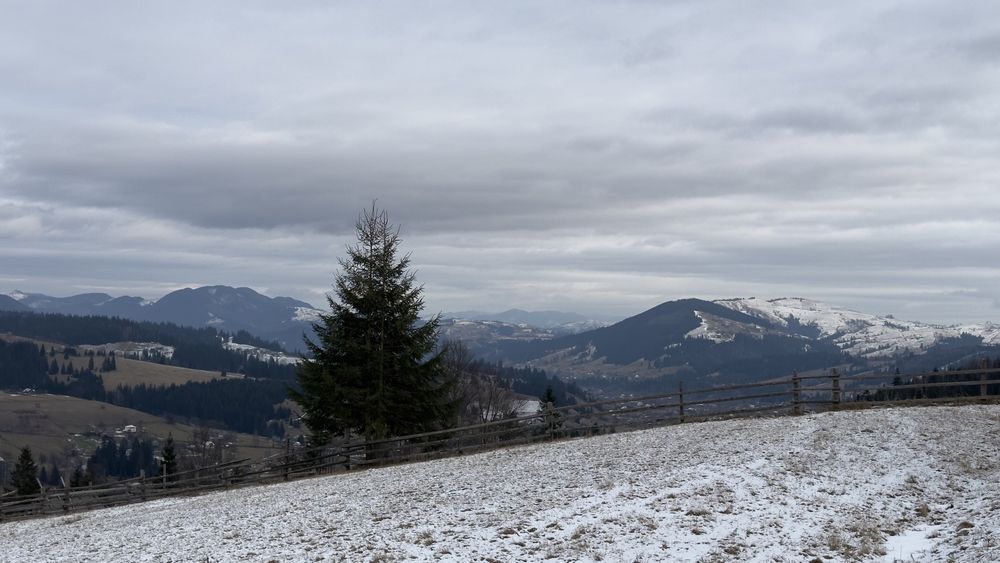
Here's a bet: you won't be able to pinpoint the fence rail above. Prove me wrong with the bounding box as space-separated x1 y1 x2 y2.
3 364 998 523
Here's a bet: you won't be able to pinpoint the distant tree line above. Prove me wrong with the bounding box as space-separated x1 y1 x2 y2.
108 379 291 437
860 356 1000 402
81 435 160 483
7 437 169 491
0 339 51 390
886 334 991 374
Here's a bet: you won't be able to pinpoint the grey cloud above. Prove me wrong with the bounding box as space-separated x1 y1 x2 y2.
1 1 1000 324
957 32 1000 62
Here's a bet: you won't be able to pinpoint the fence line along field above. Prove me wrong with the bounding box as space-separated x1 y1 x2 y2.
3 366 999 527
2 404 998 562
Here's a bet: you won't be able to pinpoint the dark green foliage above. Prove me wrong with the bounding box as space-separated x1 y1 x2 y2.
0 340 52 391
12 446 41 495
290 206 452 446
69 465 93 487
100 352 118 372
161 434 177 478
59 369 106 401
540 384 558 407
46 465 63 487
108 379 291 436
225 329 285 352
85 436 159 483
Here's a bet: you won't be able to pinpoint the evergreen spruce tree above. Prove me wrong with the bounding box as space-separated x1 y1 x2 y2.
48 465 63 487
70 466 84 487
12 446 41 495
289 205 452 449
161 433 178 479
539 384 558 408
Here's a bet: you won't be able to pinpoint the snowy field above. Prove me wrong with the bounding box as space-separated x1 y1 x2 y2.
3 405 999 562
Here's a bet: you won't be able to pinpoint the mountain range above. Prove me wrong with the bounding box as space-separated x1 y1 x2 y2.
4 287 998 392
443 309 614 333
469 297 1000 391
1 286 322 352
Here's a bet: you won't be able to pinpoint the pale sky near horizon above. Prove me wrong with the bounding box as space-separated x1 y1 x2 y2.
1 1 999 324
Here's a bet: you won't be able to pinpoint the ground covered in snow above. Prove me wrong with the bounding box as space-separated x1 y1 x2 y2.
3 405 999 562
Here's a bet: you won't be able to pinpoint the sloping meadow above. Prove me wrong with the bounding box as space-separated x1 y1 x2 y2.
3 405 998 562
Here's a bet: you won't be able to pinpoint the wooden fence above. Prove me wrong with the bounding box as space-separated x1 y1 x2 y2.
3 364 999 523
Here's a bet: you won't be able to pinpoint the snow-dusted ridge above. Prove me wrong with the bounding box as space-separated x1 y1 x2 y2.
685 297 1000 358
3 405 997 562
4 290 28 301
292 306 323 323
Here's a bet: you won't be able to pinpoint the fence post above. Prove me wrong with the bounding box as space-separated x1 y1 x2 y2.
283 438 291 482
792 371 802 415
831 368 841 410
62 476 70 513
140 469 147 502
678 381 685 423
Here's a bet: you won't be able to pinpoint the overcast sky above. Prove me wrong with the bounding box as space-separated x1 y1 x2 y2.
1 1 998 324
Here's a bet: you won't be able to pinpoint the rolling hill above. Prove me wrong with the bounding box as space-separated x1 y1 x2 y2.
488 298 1000 392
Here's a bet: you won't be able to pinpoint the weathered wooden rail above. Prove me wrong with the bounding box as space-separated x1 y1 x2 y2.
3 364 998 522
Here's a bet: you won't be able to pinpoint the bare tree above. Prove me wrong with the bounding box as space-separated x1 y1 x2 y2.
441 340 478 425
441 340 528 425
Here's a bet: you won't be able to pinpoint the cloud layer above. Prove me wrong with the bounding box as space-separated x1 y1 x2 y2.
1 1 998 323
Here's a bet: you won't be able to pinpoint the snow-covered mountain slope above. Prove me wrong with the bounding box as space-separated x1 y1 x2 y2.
714 297 1000 358
4 405 998 562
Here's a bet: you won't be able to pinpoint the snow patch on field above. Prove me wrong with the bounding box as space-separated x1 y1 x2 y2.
2 405 998 562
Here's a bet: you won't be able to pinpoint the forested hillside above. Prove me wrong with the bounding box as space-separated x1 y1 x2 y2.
0 311 296 379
